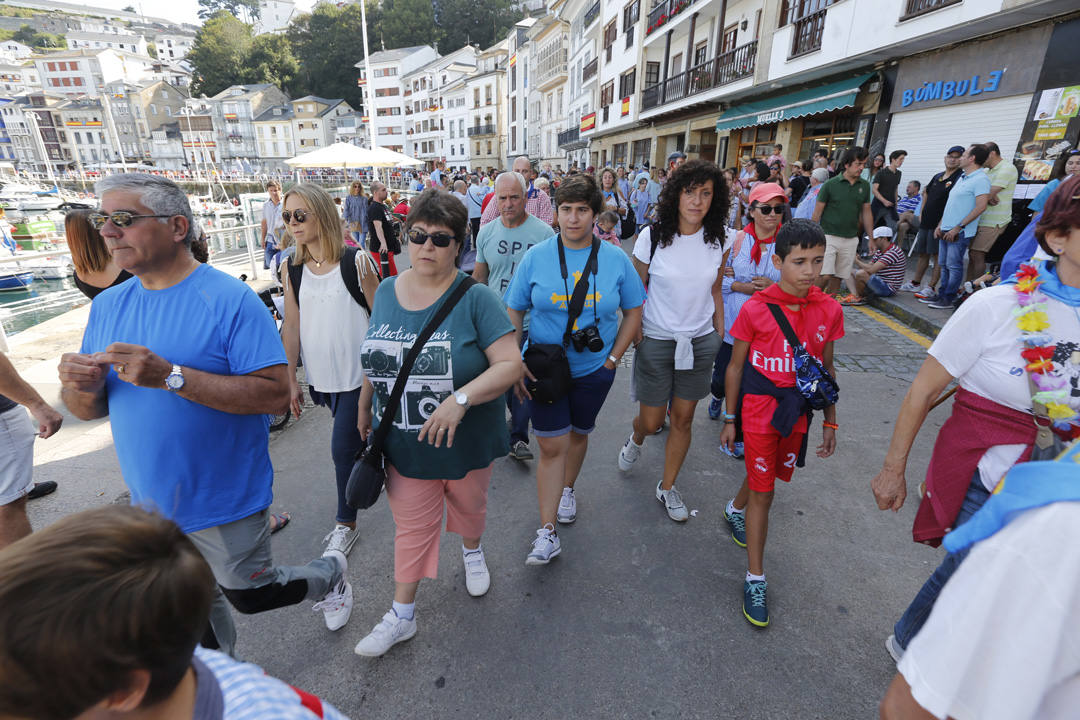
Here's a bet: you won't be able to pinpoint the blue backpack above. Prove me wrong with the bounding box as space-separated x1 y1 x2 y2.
766 303 839 411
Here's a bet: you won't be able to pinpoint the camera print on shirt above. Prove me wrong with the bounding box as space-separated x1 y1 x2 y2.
362 326 454 432
551 270 599 332
1051 342 1080 402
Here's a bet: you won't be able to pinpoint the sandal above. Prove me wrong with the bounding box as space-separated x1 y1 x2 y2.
269 512 291 534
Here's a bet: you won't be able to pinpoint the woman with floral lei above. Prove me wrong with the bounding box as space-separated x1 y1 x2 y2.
869 173 1080 662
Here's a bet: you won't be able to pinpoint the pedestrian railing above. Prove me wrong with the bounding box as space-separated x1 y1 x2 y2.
203 222 261 280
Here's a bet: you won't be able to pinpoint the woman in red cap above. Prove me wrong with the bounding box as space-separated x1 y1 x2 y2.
617 160 734 522
707 182 787 462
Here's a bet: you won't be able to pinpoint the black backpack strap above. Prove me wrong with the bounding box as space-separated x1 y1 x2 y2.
286 256 303 305
339 246 372 314
765 303 805 354
649 223 660 262
369 277 477 451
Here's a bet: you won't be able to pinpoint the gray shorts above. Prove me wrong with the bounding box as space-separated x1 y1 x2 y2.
0 406 34 505
633 332 722 406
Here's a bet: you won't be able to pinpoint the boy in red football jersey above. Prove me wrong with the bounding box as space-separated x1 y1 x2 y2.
720 218 842 627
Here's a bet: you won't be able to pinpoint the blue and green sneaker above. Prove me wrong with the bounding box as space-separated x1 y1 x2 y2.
724 507 747 548
743 579 769 627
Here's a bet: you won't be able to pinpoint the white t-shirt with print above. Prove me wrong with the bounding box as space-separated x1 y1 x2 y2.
898 502 1080 720
928 283 1080 490
632 225 734 338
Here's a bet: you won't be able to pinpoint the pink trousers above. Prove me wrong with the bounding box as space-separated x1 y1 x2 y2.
385 463 492 583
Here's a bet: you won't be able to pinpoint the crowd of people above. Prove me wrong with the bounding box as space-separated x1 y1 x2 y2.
0 138 1077 719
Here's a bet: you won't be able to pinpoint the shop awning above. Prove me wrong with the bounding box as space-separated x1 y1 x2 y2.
716 73 875 132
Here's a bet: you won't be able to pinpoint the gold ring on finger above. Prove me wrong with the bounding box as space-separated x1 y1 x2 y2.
115 364 125 374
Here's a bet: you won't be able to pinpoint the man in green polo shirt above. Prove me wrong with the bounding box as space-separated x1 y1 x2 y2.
968 140 1017 282
812 146 875 295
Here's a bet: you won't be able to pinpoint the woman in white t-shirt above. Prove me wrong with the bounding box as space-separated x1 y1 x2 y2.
280 184 380 561
870 174 1080 659
617 160 733 521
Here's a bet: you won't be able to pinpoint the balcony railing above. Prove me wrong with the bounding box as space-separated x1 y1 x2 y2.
583 0 600 28
646 0 693 36
641 41 757 111
790 8 826 58
582 57 598 82
557 127 580 148
536 49 569 85
900 0 961 20
467 124 497 137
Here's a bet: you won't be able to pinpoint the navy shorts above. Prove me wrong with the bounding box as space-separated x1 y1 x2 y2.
530 364 616 437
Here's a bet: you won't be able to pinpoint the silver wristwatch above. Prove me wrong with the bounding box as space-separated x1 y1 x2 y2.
165 364 185 392
453 390 470 409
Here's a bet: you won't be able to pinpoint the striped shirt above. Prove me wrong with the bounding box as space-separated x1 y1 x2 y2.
194 646 350 720
896 194 921 215
480 186 554 226
871 244 907 291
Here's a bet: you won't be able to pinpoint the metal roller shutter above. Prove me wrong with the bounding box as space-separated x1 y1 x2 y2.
882 94 1033 191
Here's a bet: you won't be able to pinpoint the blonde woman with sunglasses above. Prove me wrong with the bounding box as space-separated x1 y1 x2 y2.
280 184 380 560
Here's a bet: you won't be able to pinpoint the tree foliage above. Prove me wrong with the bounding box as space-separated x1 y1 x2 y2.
286 3 367 110
376 0 435 51
188 11 252 97
432 0 517 52
197 0 260 22
146 41 158 59
240 35 300 92
12 24 64 49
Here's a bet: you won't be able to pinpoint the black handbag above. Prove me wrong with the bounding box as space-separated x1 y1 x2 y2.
617 194 636 240
346 276 477 509
524 237 599 404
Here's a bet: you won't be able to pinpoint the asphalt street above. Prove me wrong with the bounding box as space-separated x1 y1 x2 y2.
22 276 947 719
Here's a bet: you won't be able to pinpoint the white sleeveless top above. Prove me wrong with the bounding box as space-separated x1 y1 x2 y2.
298 259 370 393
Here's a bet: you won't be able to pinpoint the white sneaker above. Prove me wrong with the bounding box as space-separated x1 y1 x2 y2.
323 523 358 556
898 281 920 293
312 550 352 631
618 434 642 471
354 610 417 657
655 481 689 522
525 523 561 565
463 547 490 597
886 634 904 663
557 486 577 524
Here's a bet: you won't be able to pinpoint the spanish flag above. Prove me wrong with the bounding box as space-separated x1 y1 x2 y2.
509 53 517 67
621 97 630 116
580 112 596 132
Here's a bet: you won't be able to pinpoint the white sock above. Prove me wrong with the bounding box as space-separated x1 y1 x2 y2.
727 500 744 515
463 543 482 556
746 571 765 583
392 601 415 621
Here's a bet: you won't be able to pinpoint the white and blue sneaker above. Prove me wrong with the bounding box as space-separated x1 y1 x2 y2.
618 434 642 471
525 523 561 565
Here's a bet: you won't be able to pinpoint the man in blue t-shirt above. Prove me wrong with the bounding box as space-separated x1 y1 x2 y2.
58 174 353 656
926 144 991 309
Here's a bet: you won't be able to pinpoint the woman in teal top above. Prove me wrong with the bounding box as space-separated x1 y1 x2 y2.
505 174 645 566
354 189 521 658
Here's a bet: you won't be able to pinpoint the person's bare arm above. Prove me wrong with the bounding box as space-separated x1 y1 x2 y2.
631 255 649 289
987 184 1004 206
819 341 837 457
417 332 523 448
93 343 290 415
861 202 875 238
812 200 826 224
711 258 727 337
871 355 954 512
280 264 303 417
372 219 388 253
880 674 939 720
0 353 62 437
472 262 490 284
356 376 374 438
719 339 750 451
59 352 110 421
608 305 642 367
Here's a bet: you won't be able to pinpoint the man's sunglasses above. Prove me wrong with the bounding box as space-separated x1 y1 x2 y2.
753 204 786 215
282 210 309 224
88 211 173 229
406 229 455 247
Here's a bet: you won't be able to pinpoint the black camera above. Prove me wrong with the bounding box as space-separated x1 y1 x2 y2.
405 384 447 427
362 348 399 375
570 324 603 353
413 344 450 376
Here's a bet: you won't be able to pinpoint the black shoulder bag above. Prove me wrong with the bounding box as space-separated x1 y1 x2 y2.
618 193 637 240
522 237 599 404
765 304 839 411
346 276 477 509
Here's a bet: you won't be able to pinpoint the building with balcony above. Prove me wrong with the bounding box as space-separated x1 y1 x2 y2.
254 0 296 35
334 111 369 148
504 16 539 165
556 0 600 169
32 49 155 98
289 95 353 152
66 30 150 57
151 30 196 62
207 83 288 170
149 121 184 171
356 45 438 154
403 45 478 168
444 78 471 168
2 97 39 169
177 101 218 172
527 14 570 168
583 0 646 169
465 40 508 172
253 104 295 170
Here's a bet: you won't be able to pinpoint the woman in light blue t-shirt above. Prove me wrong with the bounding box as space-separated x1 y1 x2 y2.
504 174 645 567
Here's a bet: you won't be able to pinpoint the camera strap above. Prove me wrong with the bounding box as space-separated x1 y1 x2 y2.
369 276 477 453
557 234 600 347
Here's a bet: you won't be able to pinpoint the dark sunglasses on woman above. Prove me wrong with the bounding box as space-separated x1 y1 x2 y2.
406 229 455 248
754 204 786 215
282 209 308 223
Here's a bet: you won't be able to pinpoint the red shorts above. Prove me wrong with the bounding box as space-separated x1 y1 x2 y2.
742 430 805 493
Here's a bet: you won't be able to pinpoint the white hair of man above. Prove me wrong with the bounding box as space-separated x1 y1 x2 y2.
495 171 527 195
95 173 196 246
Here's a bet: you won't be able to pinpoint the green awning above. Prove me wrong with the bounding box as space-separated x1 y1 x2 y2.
716 73 875 132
